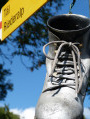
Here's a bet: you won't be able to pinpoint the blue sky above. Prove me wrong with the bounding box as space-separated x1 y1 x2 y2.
0 0 90 119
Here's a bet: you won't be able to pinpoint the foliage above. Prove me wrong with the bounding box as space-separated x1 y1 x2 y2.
0 0 63 100
83 115 86 119
0 0 14 101
0 64 13 100
0 0 90 101
0 105 20 119
0 0 64 72
8 0 64 71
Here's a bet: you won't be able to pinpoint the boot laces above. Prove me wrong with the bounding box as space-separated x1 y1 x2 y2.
43 41 83 98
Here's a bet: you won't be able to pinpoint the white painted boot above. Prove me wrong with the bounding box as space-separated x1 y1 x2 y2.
35 14 90 119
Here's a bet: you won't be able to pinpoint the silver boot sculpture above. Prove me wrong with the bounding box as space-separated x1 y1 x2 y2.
35 14 90 119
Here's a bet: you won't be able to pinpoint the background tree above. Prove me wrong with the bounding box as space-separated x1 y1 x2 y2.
0 0 13 101
0 0 90 101
0 105 20 119
0 1 89 119
0 64 13 100
0 0 64 100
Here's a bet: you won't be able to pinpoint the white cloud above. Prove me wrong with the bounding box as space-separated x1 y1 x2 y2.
10 107 35 119
84 108 90 119
10 107 90 119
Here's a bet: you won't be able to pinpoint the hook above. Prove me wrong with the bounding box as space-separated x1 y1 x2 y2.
69 0 76 14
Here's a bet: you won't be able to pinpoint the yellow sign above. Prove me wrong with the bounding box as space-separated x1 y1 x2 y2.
1 0 49 41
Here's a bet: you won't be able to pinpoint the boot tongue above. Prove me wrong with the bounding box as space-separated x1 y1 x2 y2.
47 14 90 41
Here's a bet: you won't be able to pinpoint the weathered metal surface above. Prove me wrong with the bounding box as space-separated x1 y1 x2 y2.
35 14 90 119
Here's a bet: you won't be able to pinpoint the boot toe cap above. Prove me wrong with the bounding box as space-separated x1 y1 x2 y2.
35 91 83 119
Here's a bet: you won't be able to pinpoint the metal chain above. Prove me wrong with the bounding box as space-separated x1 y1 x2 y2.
69 0 76 14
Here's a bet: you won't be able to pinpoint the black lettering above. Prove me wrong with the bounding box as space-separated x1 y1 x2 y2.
12 15 16 23
4 5 10 17
10 17 13 25
4 7 24 31
4 8 6 17
4 22 7 31
20 8 24 18
16 11 20 19
7 20 10 28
